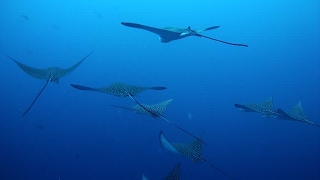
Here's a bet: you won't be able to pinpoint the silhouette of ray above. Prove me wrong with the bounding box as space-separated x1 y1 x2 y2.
159 131 234 180
112 99 173 119
70 82 166 97
123 92 207 145
7 51 94 116
121 22 247 47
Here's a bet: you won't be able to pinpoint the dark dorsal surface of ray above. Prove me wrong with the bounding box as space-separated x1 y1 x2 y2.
7 51 94 116
125 92 207 145
235 97 279 118
163 163 180 180
142 163 180 180
159 131 235 180
112 99 173 119
277 102 319 127
70 82 166 97
121 22 248 47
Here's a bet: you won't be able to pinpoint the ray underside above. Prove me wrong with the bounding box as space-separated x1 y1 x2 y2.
159 131 234 180
7 51 93 116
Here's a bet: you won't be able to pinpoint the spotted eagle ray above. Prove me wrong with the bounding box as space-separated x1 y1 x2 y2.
7 51 94 116
142 163 180 180
159 131 234 180
234 97 280 118
277 102 319 127
123 92 207 145
112 99 173 118
70 82 166 97
121 22 248 47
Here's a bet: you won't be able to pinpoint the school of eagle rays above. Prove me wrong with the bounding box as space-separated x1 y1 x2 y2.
6 20 319 180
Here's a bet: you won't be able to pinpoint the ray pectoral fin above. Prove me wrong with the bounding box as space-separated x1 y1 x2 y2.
204 26 220 31
121 22 172 36
159 131 180 154
70 84 100 92
235 104 254 112
164 163 180 180
149 86 167 90
201 158 235 180
200 34 248 47
23 77 52 117
58 51 94 78
7 55 48 80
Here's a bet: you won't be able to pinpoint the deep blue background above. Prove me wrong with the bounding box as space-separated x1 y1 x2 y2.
0 0 319 179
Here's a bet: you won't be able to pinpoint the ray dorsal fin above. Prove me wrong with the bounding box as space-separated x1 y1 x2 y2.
8 51 94 116
125 93 207 145
159 131 235 180
163 163 180 180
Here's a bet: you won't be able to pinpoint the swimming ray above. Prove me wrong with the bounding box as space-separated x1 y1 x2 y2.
277 102 319 127
159 131 234 180
112 99 173 119
142 163 180 180
7 51 94 116
234 97 279 118
121 22 247 47
70 82 166 97
124 93 207 145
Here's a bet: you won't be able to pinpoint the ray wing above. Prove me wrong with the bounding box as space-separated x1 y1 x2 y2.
235 97 277 116
98 83 149 97
54 51 94 78
277 102 319 127
7 56 49 80
163 163 180 180
121 22 179 37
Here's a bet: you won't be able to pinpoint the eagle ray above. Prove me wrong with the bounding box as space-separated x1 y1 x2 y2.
70 82 166 97
159 131 234 180
122 92 207 145
121 22 247 47
7 51 94 116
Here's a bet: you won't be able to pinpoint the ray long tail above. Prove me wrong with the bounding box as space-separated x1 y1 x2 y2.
23 76 52 117
201 158 235 180
201 35 248 47
126 92 207 145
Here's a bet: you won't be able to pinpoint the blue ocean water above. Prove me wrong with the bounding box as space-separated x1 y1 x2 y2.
0 0 319 179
